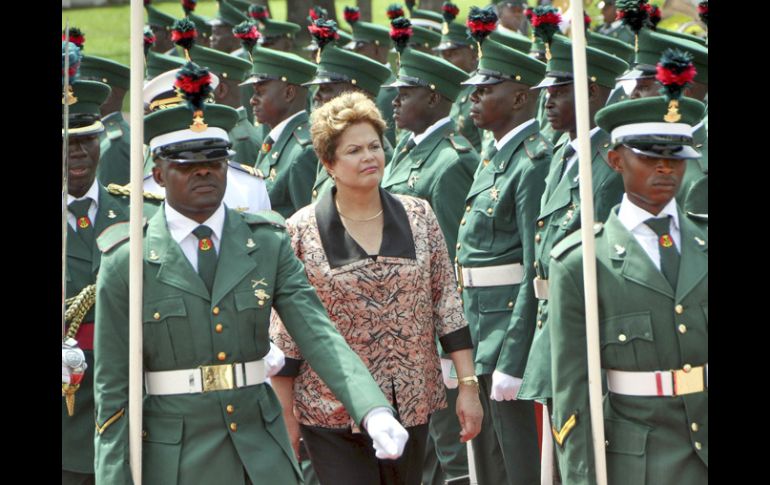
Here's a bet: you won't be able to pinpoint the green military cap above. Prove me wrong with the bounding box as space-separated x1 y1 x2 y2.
189 44 252 81
146 50 186 80
489 30 532 53
411 8 444 31
618 29 708 83
658 28 708 47
65 80 111 136
304 28 354 52
409 24 442 50
258 18 302 42
145 104 239 162
209 0 248 27
462 38 546 87
386 47 468 101
595 96 705 159
586 30 634 64
145 3 176 29
346 21 391 48
533 36 629 89
80 55 130 91
434 3 470 51
241 47 317 85
303 45 392 97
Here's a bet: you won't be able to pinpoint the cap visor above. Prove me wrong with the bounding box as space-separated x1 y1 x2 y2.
461 72 503 86
616 68 655 82
384 78 418 89
626 144 701 160
532 76 573 89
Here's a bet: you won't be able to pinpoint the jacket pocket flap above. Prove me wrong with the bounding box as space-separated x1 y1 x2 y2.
478 287 516 313
605 418 650 456
600 312 653 347
143 297 187 322
143 413 184 445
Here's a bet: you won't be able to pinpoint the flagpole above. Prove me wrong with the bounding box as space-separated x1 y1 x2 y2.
62 22 70 340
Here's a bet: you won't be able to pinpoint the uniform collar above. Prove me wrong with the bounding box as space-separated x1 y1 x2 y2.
617 193 679 235
411 117 451 147
67 179 100 209
495 118 537 151
164 202 226 245
568 126 601 153
266 110 306 144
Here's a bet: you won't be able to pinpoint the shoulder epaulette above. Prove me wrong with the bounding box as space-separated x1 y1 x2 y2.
228 161 259 177
686 211 708 222
524 132 552 161
447 134 473 153
235 106 248 121
551 222 603 260
96 221 131 253
106 122 124 141
240 210 287 229
107 183 165 202
292 123 313 147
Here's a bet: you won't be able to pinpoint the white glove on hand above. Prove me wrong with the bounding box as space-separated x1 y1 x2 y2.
441 358 458 389
490 370 522 401
62 338 87 385
364 408 409 460
264 342 286 378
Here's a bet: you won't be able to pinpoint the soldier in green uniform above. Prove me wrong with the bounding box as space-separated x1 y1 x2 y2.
145 0 177 55
243 47 318 217
303 45 394 202
93 87 410 485
257 17 301 52
594 0 634 45
549 95 707 485
408 23 442 54
455 38 550 485
208 0 249 53
79 55 131 186
585 30 634 106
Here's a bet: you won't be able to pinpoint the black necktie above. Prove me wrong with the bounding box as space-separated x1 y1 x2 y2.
192 225 217 293
644 216 680 289
69 199 94 249
558 145 576 181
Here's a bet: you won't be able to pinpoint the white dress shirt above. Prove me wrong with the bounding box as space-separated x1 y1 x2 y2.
66 180 99 230
411 116 452 146
617 194 681 271
495 118 538 151
561 126 601 180
164 202 226 271
265 110 305 144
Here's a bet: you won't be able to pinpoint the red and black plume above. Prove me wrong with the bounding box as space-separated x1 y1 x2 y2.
175 61 213 114
387 4 405 20
181 0 197 16
233 20 260 57
248 4 270 21
698 1 708 28
442 2 460 23
647 4 662 30
405 0 416 14
171 17 198 58
466 6 497 45
309 18 340 51
656 48 696 122
531 5 561 59
616 0 650 34
308 6 328 23
390 16 412 54
144 25 156 56
344 6 361 26
584 13 592 30
63 27 85 50
524 6 534 23
144 0 151 6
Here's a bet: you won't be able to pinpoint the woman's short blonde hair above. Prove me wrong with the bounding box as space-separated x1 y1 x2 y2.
309 91 387 165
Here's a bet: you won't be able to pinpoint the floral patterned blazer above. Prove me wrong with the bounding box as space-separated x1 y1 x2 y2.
270 187 472 429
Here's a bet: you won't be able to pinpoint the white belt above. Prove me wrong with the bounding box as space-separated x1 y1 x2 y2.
455 263 524 288
145 360 266 395
607 364 708 397
533 277 549 300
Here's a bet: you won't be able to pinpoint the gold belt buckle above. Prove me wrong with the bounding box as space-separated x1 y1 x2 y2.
455 263 464 292
201 364 235 392
673 366 705 396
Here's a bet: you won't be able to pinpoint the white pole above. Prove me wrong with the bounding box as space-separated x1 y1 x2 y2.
62 21 70 339
467 440 478 484
129 0 145 483
568 2 608 484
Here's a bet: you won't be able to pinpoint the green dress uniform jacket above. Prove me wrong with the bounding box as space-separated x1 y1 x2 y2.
548 209 708 485
450 85 483 152
595 20 635 45
97 112 131 186
377 71 398 147
254 111 317 218
93 207 393 485
63 185 129 477
456 119 552 377
381 119 477 262
678 122 708 215
518 129 624 402
232 47 257 125
229 107 261 166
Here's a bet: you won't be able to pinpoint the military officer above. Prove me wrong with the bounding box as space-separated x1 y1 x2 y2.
549 95 707 485
594 0 634 45
141 66 271 214
145 0 177 55
79 55 131 186
60 43 134 485
303 45 394 202
208 0 249 53
243 47 318 218
517 38 628 468
455 38 551 485
93 86 410 485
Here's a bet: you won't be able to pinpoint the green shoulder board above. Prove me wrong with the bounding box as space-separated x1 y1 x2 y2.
447 134 473 153
96 221 131 253
105 122 124 141
240 210 287 229
524 132 552 161
551 222 604 260
292 123 313 147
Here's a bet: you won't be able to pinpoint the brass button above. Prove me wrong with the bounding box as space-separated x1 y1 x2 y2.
683 364 692 373
675 304 684 314
603 143 609 148
457 285 462 293
486 208 493 214
618 334 627 342
454 256 458 263
694 441 702 450
535 234 541 243
466 205 471 212
456 243 461 250
213 306 220 315
678 324 687 334
691 422 699 432
312 190 318 197
153 312 160 320
507 301 513 308
218 352 227 361
538 220 544 228
215 324 224 333
226 404 235 414
142 430 147 438
258 300 265 306
537 320 543 328
230 422 238 432
461 218 466 225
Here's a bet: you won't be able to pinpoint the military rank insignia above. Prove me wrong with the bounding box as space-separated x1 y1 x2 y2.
77 216 91 229
659 234 673 248
199 238 213 251
489 186 499 201
407 173 420 189
261 142 272 153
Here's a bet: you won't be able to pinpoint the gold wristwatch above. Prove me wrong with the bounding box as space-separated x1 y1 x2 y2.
458 375 480 390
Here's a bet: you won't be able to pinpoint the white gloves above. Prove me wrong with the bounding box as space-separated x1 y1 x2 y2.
364 408 409 459
264 342 286 378
62 338 87 385
490 369 522 401
440 358 458 389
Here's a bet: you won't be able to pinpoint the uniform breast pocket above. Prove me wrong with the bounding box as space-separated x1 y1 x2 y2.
604 417 651 485
600 312 657 370
142 413 184 485
143 297 190 369
234 289 271 359
465 205 496 251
